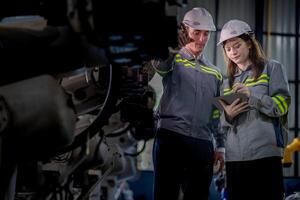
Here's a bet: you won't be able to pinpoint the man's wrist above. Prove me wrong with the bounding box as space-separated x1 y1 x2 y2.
216 147 225 153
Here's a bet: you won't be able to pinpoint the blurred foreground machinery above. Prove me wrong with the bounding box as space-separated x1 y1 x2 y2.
0 0 178 199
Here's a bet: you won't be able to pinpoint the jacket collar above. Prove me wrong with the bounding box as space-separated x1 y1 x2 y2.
234 64 253 77
179 47 204 61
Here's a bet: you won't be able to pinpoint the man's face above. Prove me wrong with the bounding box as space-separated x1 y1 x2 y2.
186 28 210 55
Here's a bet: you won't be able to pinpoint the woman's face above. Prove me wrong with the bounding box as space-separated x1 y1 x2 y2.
186 28 210 55
224 37 251 68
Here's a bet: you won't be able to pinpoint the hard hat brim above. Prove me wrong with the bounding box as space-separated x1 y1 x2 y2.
183 22 216 31
217 31 253 46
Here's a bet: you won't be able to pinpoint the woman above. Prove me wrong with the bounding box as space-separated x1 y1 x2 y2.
218 19 290 200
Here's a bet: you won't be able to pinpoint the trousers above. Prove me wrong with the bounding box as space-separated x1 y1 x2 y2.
153 128 214 200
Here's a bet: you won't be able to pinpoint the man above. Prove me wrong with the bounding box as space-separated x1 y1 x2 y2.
151 7 225 200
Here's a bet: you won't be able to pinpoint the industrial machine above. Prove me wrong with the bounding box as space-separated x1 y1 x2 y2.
282 138 300 167
0 0 179 199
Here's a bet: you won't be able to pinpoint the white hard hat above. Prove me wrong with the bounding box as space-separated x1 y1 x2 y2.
217 19 253 45
182 7 216 31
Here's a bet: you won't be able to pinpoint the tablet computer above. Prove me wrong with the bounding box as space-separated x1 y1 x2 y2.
212 93 248 110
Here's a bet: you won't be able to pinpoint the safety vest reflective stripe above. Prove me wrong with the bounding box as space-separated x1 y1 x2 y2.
175 58 196 68
245 73 269 82
245 79 269 87
175 54 196 67
212 109 220 119
244 73 269 87
223 73 270 94
153 65 171 76
272 95 289 114
223 89 233 95
175 60 195 68
200 66 222 81
175 54 222 81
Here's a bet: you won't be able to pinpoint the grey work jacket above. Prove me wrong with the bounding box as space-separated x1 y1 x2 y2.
221 59 291 161
154 48 225 148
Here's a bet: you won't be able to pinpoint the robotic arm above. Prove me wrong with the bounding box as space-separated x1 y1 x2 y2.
282 137 300 167
0 0 179 199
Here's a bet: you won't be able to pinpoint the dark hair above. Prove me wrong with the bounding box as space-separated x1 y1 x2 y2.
222 34 266 88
